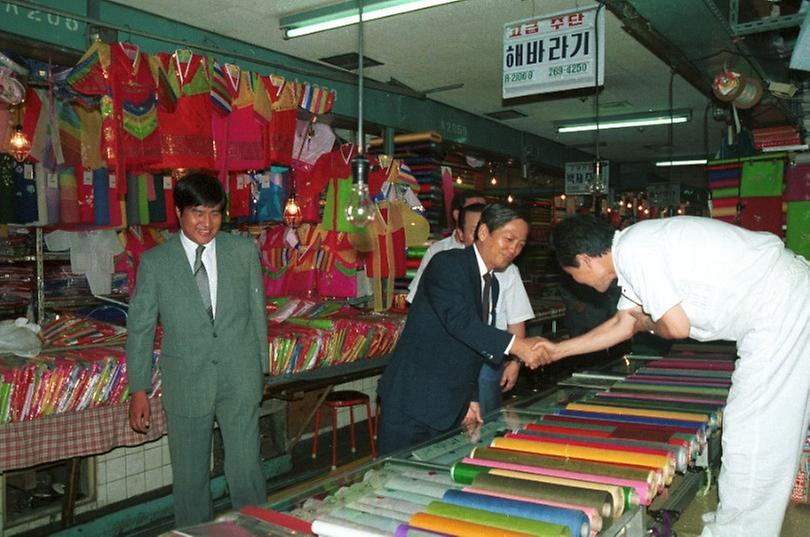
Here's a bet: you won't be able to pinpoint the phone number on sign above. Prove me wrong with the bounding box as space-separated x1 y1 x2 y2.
548 62 588 78
504 70 534 83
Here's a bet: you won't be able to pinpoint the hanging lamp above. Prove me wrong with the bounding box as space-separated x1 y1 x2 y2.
344 0 375 227
7 105 30 162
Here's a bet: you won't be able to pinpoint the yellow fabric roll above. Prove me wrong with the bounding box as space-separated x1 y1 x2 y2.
487 468 630 518
491 437 674 485
565 402 710 424
409 512 538 537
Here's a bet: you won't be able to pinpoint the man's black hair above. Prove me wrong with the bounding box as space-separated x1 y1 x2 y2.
174 172 226 213
451 189 486 213
475 203 528 241
551 214 614 268
457 202 486 230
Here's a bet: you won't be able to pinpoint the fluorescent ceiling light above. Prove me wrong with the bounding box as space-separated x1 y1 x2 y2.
655 158 708 167
555 109 692 133
281 0 464 38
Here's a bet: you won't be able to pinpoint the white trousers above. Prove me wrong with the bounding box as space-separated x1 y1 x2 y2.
702 254 810 537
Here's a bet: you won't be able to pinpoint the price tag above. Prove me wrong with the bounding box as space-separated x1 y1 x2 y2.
23 164 34 180
163 175 172 190
47 173 58 189
83 169 93 186
109 173 116 189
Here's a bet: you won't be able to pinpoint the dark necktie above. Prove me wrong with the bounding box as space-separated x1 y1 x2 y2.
482 272 492 324
194 244 213 322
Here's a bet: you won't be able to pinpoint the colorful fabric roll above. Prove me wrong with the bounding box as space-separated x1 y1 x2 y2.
408 512 536 537
394 525 451 537
442 489 589 537
311 516 388 537
470 472 613 519
459 456 654 506
424 501 571 537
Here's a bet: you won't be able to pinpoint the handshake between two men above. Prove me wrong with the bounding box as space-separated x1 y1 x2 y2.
510 336 559 369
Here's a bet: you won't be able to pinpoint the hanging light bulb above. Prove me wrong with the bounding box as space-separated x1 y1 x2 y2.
490 176 497 185
282 193 303 228
560 194 567 201
455 176 462 184
346 154 375 227
8 125 30 162
507 194 514 203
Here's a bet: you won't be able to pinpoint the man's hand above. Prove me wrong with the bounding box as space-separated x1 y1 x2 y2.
500 360 520 392
461 402 483 443
129 390 151 434
461 401 483 427
510 336 553 369
627 307 654 334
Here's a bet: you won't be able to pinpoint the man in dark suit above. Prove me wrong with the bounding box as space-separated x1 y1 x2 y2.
126 173 268 527
377 203 547 455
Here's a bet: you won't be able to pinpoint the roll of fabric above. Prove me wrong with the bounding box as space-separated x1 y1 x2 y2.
394 524 452 537
471 472 614 519
354 496 425 516
471 446 659 492
565 402 710 424
384 475 452 499
484 467 630 515
312 515 389 537
458 456 654 506
424 500 571 537
595 391 725 406
555 409 712 433
463 486 603 533
442 489 590 537
491 436 673 485
508 430 684 473
408 512 536 537
329 506 402 533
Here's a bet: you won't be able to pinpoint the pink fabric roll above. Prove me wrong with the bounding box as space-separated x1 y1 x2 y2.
461 457 654 505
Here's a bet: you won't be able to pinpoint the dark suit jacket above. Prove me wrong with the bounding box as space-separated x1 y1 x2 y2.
378 246 513 431
126 232 269 417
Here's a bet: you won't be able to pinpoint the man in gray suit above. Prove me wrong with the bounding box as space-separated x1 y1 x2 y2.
126 173 268 527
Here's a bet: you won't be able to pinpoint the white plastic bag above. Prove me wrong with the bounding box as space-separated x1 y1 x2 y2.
0 318 42 358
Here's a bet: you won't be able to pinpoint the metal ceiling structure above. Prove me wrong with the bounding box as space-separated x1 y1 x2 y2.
2 0 807 190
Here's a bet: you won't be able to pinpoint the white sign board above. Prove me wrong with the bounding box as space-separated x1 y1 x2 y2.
647 182 681 208
503 5 605 99
565 161 609 195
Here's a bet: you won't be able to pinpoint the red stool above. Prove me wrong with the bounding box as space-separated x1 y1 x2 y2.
312 390 376 470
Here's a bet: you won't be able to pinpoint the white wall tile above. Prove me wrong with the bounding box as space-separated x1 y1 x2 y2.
107 478 127 504
125 451 145 475
162 464 173 487
107 457 126 482
144 446 162 471
126 473 145 497
144 468 163 491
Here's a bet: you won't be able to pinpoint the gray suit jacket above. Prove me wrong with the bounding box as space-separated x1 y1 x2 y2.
126 232 268 417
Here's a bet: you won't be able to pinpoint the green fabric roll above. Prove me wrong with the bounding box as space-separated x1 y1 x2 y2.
451 461 487 485
408 246 428 258
425 501 571 537
471 473 614 520
710 187 740 199
470 447 657 489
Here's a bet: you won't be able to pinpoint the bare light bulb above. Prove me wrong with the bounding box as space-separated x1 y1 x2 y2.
456 177 462 184
8 125 31 162
490 177 497 185
282 194 303 228
345 155 375 227
507 194 514 203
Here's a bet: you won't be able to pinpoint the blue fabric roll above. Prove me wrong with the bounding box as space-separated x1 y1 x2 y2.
442 489 589 537
556 409 708 431
93 168 110 225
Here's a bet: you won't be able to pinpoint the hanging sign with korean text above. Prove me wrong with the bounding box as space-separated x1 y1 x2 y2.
565 161 609 195
503 5 605 98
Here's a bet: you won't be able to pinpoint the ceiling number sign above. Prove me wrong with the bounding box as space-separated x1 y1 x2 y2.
503 5 605 98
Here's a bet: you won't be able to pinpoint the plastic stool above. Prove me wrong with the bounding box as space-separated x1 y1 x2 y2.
312 390 376 470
